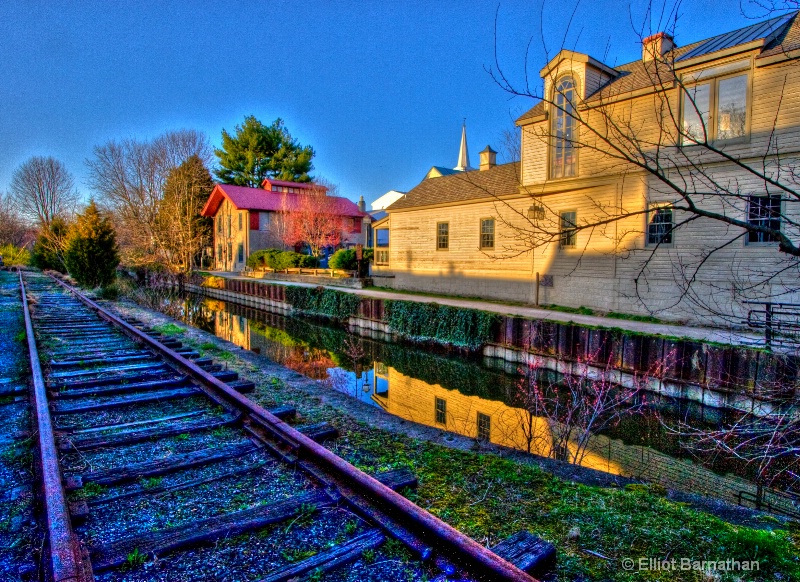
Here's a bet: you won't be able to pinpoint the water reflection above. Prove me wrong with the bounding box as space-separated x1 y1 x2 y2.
173 293 785 509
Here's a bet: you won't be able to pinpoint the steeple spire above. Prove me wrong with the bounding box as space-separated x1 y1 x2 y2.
454 120 473 171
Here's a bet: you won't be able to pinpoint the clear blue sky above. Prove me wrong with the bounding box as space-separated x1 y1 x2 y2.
0 0 779 206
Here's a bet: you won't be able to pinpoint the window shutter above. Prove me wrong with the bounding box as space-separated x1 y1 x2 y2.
249 212 259 230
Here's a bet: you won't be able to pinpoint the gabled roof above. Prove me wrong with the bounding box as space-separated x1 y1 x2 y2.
516 11 800 125
200 183 365 218
388 162 520 211
425 166 462 179
261 178 315 190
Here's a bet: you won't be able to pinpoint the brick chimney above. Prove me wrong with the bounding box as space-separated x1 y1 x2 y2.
479 145 497 171
642 32 674 62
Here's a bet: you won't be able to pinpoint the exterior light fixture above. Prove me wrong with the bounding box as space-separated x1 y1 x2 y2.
528 204 545 221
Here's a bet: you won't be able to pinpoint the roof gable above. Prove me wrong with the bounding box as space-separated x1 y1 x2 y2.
388 163 520 211
516 11 800 125
200 183 365 218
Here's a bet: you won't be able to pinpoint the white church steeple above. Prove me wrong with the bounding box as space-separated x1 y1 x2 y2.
454 120 473 171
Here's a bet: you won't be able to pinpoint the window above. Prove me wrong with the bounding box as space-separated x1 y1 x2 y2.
375 250 389 265
477 412 491 441
217 244 222 262
375 228 389 247
217 217 222 233
238 212 243 231
647 205 674 246
560 211 577 248
683 72 748 144
551 77 577 178
237 244 244 263
227 242 232 260
260 212 270 231
352 217 362 234
437 222 449 250
747 195 781 244
480 218 494 249
227 215 232 236
435 398 446 425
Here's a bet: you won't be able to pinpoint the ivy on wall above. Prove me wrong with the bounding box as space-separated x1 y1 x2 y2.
384 300 498 350
284 285 361 320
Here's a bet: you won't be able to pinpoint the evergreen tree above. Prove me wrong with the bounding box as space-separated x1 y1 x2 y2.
215 117 314 186
64 201 120 288
30 217 69 272
157 155 214 272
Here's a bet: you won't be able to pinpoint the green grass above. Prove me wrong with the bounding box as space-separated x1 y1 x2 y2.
540 303 595 315
607 311 663 324
328 420 800 582
153 323 185 336
140 476 164 490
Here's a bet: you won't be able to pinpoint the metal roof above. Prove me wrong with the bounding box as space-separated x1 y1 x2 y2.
678 13 794 61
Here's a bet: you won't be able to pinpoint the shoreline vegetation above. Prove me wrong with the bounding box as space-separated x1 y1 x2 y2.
104 280 800 582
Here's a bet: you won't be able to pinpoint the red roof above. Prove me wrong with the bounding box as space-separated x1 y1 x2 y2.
200 183 365 218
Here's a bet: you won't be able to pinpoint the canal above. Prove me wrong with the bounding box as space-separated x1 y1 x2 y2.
152 290 791 512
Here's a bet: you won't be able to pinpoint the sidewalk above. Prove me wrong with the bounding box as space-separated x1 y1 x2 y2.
206 271 766 348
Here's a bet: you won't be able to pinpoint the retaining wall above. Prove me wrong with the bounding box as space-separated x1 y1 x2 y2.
188 278 798 414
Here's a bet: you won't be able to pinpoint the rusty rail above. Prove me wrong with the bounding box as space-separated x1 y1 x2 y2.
49 274 538 582
20 272 92 582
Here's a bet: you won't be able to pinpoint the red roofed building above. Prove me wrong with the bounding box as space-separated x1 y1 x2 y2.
201 178 366 271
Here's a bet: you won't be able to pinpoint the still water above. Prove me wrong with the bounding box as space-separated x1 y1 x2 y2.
167 292 783 509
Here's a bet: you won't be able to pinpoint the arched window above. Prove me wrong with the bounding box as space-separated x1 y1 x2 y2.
551 77 577 178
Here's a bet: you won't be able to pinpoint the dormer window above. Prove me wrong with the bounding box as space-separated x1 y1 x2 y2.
551 77 577 179
682 64 749 145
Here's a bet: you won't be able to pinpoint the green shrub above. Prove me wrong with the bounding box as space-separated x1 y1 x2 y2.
247 248 319 270
0 243 30 266
64 201 119 288
328 249 357 270
30 217 69 272
383 300 497 350
284 285 361 319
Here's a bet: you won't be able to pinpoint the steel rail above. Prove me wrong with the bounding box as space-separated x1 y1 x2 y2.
50 275 540 582
20 272 92 582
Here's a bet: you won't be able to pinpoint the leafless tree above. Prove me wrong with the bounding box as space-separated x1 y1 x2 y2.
9 156 80 228
0 192 35 248
278 180 349 257
476 1 800 323
86 129 212 267
510 351 662 465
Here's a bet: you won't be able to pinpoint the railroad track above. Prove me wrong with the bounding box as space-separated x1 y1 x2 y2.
18 271 554 582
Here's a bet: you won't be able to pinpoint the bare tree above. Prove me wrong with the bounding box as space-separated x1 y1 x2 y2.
510 350 662 464
0 192 35 248
86 129 212 267
478 2 800 322
10 156 80 228
278 181 349 257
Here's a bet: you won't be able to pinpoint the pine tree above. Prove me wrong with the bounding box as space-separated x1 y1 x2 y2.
64 201 120 288
215 117 314 186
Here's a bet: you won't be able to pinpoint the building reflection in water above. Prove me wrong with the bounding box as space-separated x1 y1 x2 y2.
184 294 786 511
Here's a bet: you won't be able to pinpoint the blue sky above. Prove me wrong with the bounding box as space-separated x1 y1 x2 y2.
0 1 783 206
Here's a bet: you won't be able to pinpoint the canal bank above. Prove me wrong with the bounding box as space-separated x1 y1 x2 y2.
188 275 795 418
97 288 799 582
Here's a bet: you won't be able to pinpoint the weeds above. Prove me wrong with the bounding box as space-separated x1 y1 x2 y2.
140 476 164 490
124 547 147 570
